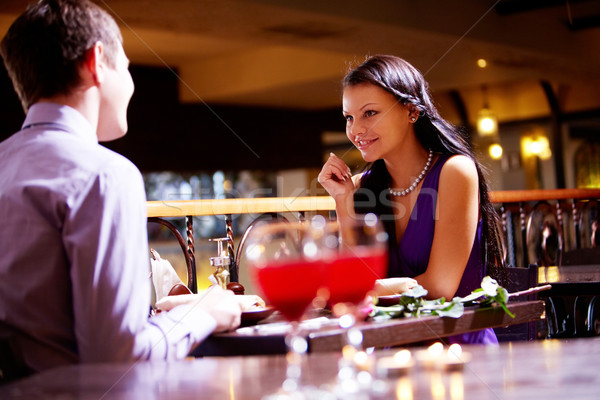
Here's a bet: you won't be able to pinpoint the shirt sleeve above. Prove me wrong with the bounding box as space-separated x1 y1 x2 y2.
63 156 215 362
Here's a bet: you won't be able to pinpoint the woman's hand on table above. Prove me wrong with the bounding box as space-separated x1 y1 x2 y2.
374 277 418 296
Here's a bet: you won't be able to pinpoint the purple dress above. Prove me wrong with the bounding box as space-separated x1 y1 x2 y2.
361 154 498 345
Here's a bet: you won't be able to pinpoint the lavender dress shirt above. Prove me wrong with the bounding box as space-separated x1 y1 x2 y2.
0 103 216 372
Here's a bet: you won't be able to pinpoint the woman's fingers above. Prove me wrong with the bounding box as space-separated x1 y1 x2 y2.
318 153 357 199
328 153 352 180
320 153 352 183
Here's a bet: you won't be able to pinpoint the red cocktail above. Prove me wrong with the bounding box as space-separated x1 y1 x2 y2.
244 221 325 399
252 258 323 322
318 214 388 396
326 247 387 306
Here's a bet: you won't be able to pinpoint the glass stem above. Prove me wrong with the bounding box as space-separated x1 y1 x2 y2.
337 312 374 394
339 313 362 367
282 320 307 393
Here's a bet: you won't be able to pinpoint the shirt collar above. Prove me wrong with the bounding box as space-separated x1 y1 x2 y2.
22 102 98 144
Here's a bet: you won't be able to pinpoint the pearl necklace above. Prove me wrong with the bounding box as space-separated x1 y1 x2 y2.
388 149 433 197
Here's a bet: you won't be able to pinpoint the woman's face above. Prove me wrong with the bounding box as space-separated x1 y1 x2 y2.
342 83 414 162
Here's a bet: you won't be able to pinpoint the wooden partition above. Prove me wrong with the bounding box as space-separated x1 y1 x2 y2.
148 189 600 287
147 196 336 292
147 189 600 292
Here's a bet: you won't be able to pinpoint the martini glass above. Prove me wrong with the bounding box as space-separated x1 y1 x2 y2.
246 221 324 399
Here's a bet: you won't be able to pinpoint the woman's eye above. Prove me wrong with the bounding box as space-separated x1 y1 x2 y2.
344 115 353 123
365 110 377 117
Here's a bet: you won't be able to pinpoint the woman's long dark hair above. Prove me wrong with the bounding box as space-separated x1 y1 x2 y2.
346 55 504 282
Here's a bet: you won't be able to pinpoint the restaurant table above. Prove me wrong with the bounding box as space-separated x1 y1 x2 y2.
2 336 599 399
192 300 545 356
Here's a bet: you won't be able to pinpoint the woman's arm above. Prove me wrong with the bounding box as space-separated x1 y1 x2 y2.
414 155 480 300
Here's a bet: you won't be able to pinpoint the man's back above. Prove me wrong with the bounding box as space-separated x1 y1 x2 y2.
0 103 150 370
0 0 241 374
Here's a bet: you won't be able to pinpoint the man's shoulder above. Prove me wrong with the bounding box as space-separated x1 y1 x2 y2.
54 135 141 182
79 145 144 191
94 144 139 172
5 130 142 194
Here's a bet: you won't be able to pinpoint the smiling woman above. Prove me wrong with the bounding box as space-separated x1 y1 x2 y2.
318 54 505 346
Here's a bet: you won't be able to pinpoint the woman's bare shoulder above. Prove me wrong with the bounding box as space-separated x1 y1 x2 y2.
440 154 478 181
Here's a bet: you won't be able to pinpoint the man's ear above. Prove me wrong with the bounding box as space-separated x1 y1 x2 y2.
82 41 105 85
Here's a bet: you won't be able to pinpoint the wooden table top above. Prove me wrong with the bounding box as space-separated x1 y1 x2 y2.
2 336 599 399
193 300 545 356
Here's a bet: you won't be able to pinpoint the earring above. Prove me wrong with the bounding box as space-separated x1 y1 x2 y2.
411 117 416 122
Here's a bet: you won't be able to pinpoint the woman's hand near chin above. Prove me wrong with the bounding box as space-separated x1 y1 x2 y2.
318 153 356 199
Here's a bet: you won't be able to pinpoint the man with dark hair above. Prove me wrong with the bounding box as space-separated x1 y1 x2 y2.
0 0 242 375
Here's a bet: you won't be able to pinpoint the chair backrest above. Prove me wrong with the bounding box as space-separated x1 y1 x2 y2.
148 217 197 293
494 264 540 342
503 264 540 299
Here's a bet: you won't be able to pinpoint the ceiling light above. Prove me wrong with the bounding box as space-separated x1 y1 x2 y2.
476 85 498 137
521 135 552 160
477 109 498 137
477 58 488 68
489 144 503 160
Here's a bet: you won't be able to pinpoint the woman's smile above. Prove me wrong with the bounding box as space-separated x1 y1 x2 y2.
355 137 378 150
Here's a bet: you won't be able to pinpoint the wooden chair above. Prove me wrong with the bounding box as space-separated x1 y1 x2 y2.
148 217 198 293
494 264 543 341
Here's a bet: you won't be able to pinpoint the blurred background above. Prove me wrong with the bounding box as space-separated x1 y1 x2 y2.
1 0 599 289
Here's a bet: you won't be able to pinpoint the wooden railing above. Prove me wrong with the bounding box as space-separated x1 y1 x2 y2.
147 189 600 293
147 196 336 292
491 189 600 268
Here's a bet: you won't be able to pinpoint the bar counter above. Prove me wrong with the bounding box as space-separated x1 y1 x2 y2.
2 336 598 399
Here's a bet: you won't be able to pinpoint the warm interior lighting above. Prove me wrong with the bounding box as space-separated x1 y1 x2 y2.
448 344 462 358
477 108 498 137
477 58 487 68
395 377 413 400
427 342 444 357
450 372 464 400
489 144 503 160
394 349 412 365
521 135 552 160
477 85 498 137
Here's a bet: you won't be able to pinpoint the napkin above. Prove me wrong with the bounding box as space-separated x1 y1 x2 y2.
236 316 335 335
150 248 186 301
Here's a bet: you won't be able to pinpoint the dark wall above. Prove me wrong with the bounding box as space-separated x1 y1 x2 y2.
0 62 25 136
0 64 344 172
